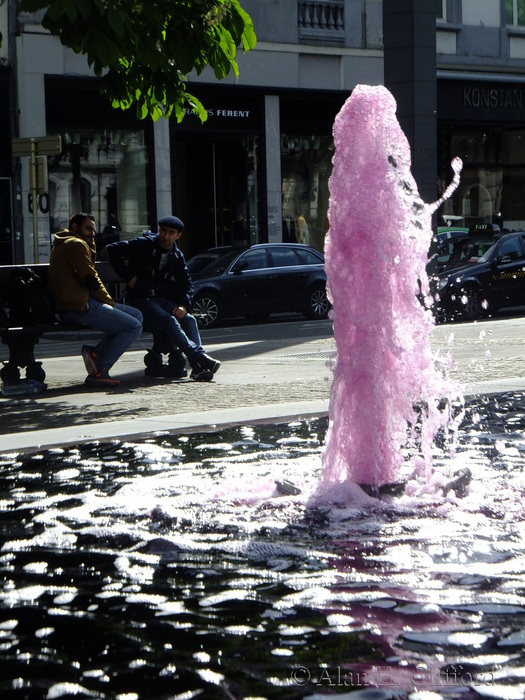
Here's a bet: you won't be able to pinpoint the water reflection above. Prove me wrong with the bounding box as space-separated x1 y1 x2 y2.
1 394 525 699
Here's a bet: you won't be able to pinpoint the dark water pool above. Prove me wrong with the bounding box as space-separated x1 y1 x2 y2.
1 393 525 699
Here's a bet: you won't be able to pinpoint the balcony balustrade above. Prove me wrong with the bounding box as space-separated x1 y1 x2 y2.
298 0 345 45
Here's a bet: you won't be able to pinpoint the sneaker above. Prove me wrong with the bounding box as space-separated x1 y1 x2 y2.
196 353 221 374
189 367 214 382
190 353 221 382
82 345 99 376
85 369 121 388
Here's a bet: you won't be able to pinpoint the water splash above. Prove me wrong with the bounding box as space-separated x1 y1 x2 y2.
320 84 463 491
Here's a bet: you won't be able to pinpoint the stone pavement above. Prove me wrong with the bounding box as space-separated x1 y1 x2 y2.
1 314 525 454
0 323 335 454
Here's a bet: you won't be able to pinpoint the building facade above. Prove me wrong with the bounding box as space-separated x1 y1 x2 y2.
437 0 525 230
2 1 525 264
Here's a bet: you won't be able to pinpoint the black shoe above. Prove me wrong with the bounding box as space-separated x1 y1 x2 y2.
190 353 220 382
190 367 214 382
144 350 163 369
196 353 221 374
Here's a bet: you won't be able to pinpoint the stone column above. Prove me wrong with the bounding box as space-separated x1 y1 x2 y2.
265 94 282 243
383 0 437 205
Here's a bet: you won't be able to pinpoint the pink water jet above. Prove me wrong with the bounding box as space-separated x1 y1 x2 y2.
321 84 462 489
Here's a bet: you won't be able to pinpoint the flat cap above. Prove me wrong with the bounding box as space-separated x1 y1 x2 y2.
158 215 184 232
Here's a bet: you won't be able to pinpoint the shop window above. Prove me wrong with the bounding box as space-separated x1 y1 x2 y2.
47 129 149 253
507 0 525 26
437 126 525 231
450 131 498 163
281 134 333 252
502 130 525 164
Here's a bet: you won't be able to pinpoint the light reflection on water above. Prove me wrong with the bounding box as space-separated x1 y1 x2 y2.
1 393 525 699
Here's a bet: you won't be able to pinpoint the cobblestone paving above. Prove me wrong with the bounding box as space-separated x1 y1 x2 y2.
0 377 332 435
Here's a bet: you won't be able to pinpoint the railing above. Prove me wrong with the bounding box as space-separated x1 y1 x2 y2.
298 0 345 44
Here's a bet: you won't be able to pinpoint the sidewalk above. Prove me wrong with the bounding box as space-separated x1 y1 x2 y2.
2 314 525 454
0 329 335 454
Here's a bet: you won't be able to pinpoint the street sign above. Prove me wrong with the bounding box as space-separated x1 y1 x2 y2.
11 135 62 262
11 135 62 157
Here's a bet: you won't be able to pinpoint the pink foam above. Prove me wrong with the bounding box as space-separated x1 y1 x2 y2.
320 85 461 490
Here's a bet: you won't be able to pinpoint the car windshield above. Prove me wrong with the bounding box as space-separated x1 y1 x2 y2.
188 250 244 275
477 242 498 263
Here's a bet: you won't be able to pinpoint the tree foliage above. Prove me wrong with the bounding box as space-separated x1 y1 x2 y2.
17 0 256 122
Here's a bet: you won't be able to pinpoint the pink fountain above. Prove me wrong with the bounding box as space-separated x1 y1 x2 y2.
320 84 462 493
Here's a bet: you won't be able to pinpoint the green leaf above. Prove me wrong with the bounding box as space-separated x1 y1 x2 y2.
76 0 92 21
185 93 208 122
232 2 257 50
107 5 126 38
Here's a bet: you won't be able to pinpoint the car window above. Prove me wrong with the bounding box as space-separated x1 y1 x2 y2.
437 242 455 263
448 237 495 264
268 247 302 267
296 248 324 265
235 249 268 270
498 237 523 261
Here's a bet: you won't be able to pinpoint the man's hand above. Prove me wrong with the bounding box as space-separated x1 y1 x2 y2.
173 306 187 320
127 276 137 289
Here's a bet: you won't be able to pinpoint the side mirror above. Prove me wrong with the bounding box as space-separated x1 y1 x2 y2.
497 254 512 265
232 260 249 274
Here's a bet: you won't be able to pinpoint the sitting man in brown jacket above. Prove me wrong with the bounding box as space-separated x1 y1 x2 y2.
49 212 143 387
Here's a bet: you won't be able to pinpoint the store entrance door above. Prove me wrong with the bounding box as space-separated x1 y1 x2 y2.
173 134 261 257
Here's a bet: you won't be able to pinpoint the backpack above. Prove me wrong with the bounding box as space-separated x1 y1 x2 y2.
7 267 57 326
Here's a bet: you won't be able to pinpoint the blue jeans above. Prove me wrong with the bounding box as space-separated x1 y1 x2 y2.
129 296 204 366
60 299 143 372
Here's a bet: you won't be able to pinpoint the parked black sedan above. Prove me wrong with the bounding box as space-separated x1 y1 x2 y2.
433 230 525 321
187 243 330 328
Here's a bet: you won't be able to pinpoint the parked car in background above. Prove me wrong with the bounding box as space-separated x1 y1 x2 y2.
427 226 470 278
187 243 330 328
432 228 525 321
433 224 502 276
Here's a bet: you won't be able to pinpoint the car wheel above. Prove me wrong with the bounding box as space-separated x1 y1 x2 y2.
192 293 222 329
304 283 330 320
458 285 485 321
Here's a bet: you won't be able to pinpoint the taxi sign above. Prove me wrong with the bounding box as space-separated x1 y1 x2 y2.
468 223 500 234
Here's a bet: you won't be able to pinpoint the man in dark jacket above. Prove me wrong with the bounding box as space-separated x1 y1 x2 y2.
106 216 220 382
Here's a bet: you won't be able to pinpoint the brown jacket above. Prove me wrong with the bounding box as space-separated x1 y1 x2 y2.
49 229 114 312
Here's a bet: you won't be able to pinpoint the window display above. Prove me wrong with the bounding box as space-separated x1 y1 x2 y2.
47 128 150 255
280 134 333 252
437 127 525 231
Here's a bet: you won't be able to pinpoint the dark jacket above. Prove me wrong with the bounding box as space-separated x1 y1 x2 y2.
106 233 194 310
